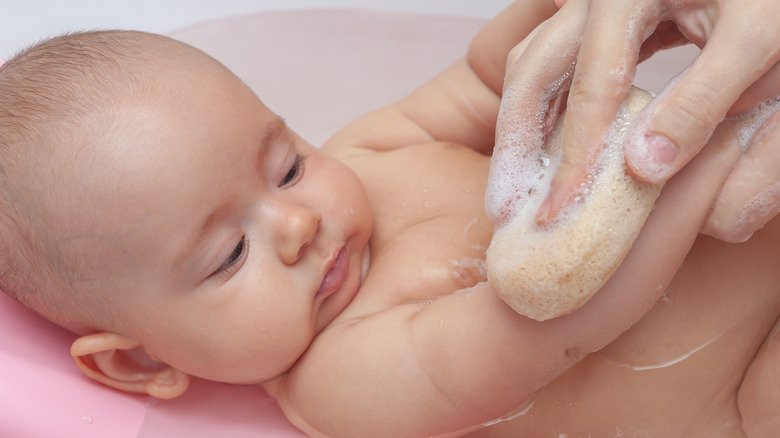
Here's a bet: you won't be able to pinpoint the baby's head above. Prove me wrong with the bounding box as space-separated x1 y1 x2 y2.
0 31 372 397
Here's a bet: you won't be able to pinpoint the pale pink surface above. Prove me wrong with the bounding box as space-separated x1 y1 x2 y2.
0 293 148 437
170 9 485 146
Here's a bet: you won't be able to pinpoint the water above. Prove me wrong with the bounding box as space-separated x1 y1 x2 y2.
482 399 536 427
602 326 730 371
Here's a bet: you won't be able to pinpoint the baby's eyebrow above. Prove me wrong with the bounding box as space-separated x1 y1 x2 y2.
171 202 229 276
262 116 288 145
171 116 288 275
256 117 288 173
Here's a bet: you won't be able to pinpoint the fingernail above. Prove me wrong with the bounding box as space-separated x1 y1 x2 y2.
647 134 678 163
629 133 678 183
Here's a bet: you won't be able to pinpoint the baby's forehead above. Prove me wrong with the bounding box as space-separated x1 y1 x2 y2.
3 32 278 235
51 87 268 244
0 31 263 324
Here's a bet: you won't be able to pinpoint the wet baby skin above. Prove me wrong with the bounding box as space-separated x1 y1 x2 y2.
292 16 780 438
270 59 779 438
35 2 777 437
318 78 780 437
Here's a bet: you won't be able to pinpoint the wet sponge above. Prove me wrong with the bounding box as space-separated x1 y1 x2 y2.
486 87 661 321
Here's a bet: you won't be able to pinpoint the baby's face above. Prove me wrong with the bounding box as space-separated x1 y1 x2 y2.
55 61 372 384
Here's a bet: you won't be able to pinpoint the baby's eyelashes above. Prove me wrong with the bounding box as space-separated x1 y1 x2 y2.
210 235 248 280
279 153 309 187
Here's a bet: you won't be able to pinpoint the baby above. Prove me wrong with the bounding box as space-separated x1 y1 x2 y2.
0 1 777 437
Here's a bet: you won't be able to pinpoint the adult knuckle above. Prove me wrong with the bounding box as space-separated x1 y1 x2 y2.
668 82 720 132
569 70 598 103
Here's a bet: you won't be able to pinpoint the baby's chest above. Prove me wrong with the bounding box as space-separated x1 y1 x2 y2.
350 143 495 302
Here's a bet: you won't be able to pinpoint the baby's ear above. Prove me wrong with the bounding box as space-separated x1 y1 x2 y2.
70 332 190 400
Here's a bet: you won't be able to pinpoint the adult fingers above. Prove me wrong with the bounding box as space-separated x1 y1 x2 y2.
625 7 780 184
702 105 780 243
730 62 780 116
537 0 663 224
486 1 588 224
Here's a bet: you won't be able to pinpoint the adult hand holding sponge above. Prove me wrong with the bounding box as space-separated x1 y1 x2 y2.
486 87 661 321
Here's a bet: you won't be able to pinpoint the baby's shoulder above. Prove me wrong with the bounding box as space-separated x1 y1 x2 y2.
265 302 434 434
321 59 498 159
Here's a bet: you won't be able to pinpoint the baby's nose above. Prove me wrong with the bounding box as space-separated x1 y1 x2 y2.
278 205 321 265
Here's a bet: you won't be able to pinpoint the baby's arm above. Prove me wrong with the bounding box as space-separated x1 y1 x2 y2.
273 123 743 437
323 0 557 156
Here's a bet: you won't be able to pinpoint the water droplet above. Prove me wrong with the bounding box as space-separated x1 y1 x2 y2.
82 416 93 424
565 347 586 362
483 399 535 426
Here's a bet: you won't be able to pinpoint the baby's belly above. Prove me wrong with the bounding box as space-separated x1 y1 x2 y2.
471 221 780 437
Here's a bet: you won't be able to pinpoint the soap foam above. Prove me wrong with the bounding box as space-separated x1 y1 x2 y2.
733 96 780 152
486 87 661 321
486 67 573 224
735 182 780 236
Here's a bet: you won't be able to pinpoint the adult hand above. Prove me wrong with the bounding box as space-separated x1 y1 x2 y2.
701 103 780 242
515 0 780 240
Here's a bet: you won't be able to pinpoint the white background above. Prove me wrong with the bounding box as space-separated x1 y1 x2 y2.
1 0 513 58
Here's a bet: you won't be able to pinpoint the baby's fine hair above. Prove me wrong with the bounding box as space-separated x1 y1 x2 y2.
0 30 212 332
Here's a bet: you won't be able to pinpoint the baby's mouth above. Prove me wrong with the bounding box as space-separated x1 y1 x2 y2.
316 246 349 299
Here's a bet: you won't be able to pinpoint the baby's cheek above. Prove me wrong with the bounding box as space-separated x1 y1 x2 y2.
331 160 372 226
